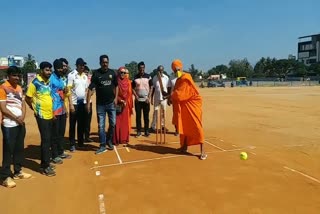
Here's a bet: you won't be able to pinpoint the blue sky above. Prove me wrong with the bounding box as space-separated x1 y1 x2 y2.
1 0 319 72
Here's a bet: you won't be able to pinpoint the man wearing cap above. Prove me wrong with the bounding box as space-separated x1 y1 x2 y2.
50 59 72 164
86 55 118 154
25 62 56 176
170 59 207 160
67 58 89 152
0 66 31 188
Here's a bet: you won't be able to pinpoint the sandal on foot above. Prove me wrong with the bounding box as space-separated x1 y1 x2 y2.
200 153 207 160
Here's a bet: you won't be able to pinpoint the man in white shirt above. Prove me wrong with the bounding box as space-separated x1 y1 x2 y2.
168 73 178 135
67 58 89 152
150 65 169 132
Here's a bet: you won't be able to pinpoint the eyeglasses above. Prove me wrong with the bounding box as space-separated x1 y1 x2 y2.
120 72 127 74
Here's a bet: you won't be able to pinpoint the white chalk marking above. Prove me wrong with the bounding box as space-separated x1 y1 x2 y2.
126 147 130 152
204 140 226 151
232 145 237 147
249 152 257 156
90 147 251 170
114 146 123 164
95 171 101 176
284 166 320 184
220 139 224 142
98 194 106 214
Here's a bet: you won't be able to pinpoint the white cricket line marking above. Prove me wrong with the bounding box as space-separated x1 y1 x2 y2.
98 194 106 214
204 137 218 140
204 140 226 151
114 146 123 164
125 147 130 152
283 166 320 184
220 139 224 142
232 145 237 147
249 152 257 156
90 148 248 170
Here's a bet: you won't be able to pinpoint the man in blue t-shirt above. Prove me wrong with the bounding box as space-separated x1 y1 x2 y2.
50 59 71 162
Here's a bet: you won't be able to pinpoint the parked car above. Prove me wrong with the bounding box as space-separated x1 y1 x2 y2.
236 77 248 86
207 80 225 88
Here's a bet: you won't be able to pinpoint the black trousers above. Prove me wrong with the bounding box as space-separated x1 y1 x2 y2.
69 104 86 146
52 114 67 158
135 101 150 133
1 125 26 179
85 103 92 139
36 117 53 169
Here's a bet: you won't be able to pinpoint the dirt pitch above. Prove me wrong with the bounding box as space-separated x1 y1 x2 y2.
1 86 320 214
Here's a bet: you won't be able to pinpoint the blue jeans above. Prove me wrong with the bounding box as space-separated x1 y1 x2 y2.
97 102 116 148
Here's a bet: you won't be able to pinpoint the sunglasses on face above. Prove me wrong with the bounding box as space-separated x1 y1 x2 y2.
120 72 127 74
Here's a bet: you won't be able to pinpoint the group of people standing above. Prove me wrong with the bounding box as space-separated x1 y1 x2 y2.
0 56 207 188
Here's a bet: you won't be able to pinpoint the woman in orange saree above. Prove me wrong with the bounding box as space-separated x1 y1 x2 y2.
113 67 133 145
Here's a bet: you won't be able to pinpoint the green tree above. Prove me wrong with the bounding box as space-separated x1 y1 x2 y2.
273 59 296 77
253 57 267 77
207 64 228 76
308 62 320 75
188 64 199 79
228 58 253 78
21 54 37 86
125 61 138 79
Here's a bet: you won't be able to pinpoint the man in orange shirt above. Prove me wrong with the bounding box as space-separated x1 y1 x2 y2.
170 59 207 160
0 66 31 188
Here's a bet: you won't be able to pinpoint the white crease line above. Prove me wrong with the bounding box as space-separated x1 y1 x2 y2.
284 166 320 184
232 145 237 147
98 194 106 214
114 146 123 164
204 140 226 151
90 148 249 170
249 152 257 156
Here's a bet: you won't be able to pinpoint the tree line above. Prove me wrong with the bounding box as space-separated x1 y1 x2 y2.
20 54 320 83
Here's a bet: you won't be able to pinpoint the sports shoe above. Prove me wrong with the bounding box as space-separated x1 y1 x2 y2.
70 145 76 152
2 177 16 188
13 171 32 180
85 138 94 142
52 157 63 164
59 153 72 159
40 164 55 171
41 167 56 177
144 131 150 137
136 132 141 138
95 146 107 155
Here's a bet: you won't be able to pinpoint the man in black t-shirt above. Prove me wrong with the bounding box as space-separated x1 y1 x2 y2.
86 55 118 155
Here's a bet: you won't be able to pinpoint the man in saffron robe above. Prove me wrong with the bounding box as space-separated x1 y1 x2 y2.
170 59 207 160
113 67 133 145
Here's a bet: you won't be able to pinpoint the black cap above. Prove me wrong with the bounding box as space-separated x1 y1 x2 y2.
76 58 87 66
53 59 63 70
40 61 52 70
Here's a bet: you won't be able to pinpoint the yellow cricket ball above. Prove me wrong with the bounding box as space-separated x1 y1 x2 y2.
240 152 248 160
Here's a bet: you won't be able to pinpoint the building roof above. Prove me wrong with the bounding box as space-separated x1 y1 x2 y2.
298 33 320 39
0 66 9 70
